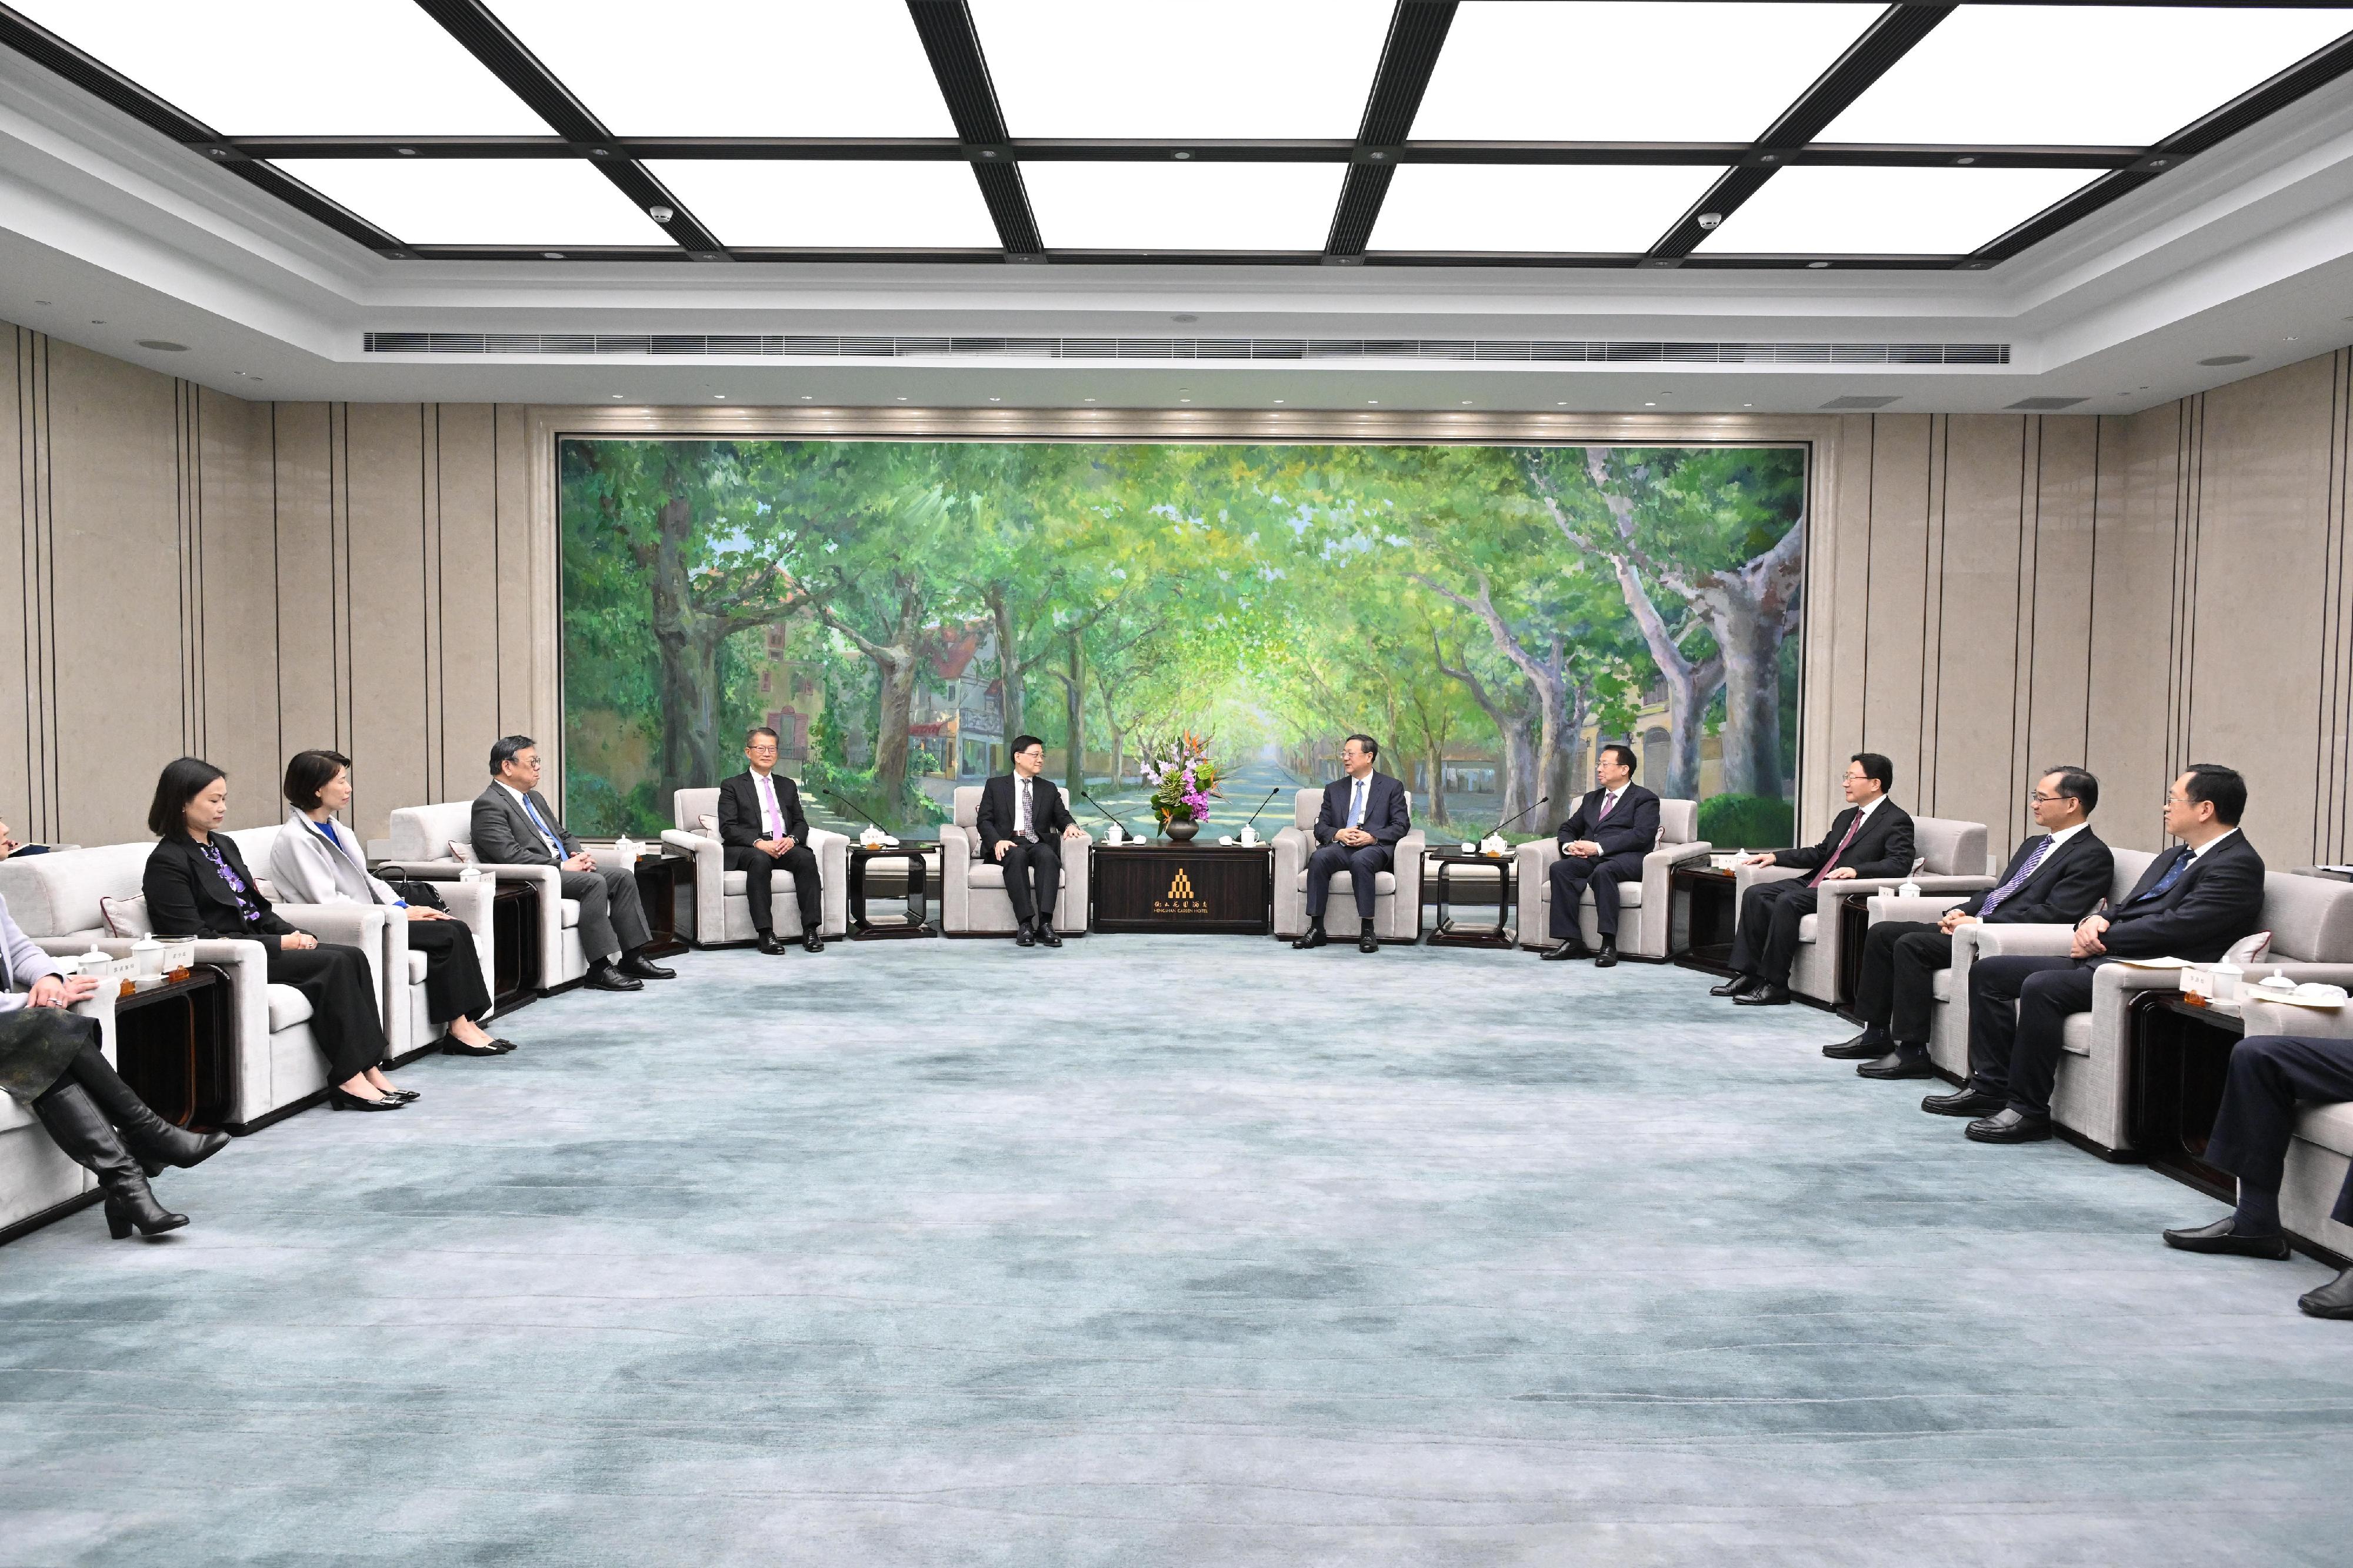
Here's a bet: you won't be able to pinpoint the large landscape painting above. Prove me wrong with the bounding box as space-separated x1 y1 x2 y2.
559 438 1808 846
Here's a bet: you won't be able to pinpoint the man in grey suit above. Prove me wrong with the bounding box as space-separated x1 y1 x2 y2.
471 735 672 993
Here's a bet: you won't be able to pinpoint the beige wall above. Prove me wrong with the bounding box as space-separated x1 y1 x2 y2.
8 316 2352 870
1807 350 2353 868
2 325 547 846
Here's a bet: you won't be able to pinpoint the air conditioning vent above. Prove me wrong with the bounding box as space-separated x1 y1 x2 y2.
2006 396 2088 411
1820 395 1901 409
361 332 2011 367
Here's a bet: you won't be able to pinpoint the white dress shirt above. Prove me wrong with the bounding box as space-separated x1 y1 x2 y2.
498 780 566 860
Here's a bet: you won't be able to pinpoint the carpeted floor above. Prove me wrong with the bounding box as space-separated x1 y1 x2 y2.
3 936 2351 1566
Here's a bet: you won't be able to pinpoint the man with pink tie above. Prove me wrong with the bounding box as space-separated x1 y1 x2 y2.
717 727 826 955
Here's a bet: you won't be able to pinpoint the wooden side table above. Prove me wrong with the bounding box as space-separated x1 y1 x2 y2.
490 882 542 1007
110 966 234 1131
2128 991 2245 1201
849 842 939 939
1669 865 1739 975
1424 850 1515 948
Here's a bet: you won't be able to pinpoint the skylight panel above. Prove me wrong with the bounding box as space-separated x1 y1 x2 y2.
1371 164 1724 253
1822 5 2353 147
1412 2 1879 144
1022 163 1345 251
969 1 1389 139
484 1 958 137
644 161 998 248
1693 166 2097 255
10 0 552 135
271 159 676 247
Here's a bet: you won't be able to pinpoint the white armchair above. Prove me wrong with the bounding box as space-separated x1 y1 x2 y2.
0 841 386 1133
1514 799 1708 959
385 802 588 993
1272 787 1424 942
660 786 848 943
936 785 1091 936
232 823 495 1062
1734 815 1994 1008
0 965 125 1239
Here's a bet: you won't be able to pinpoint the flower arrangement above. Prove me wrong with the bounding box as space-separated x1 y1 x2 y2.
1138 732 1222 828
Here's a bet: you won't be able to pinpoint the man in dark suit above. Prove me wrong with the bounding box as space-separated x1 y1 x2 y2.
1929 763 2264 1143
470 734 672 993
718 726 825 955
1832 765 2115 1080
1293 733 1410 955
1713 752 1916 1007
1540 742 1659 968
978 734 1089 949
2160 1031 2353 1320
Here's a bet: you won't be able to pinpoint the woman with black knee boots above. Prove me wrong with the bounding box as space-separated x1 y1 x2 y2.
0 888 227 1237
141 758 407 1112
268 749 508 1061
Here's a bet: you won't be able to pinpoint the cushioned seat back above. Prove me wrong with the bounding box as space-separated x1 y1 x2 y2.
1912 816 1988 877
0 840 152 938
2109 848 2160 902
672 787 720 833
388 801 478 861
225 825 286 898
2259 870 2353 962
1658 799 1698 847
957 783 1068 856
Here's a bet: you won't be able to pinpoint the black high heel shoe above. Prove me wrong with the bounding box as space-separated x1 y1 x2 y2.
328 1087 404 1111
378 1086 421 1103
105 1196 189 1239
32 1083 189 1239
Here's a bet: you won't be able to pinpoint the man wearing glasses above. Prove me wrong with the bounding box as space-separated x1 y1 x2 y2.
718 726 827 955
1828 767 2113 1080
1929 763 2264 1143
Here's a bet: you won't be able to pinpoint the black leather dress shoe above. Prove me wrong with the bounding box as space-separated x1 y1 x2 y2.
2300 1266 2353 1319
1922 1086 2002 1117
1965 1110 2052 1143
802 929 826 953
1292 926 1328 950
1593 940 1618 969
1824 1029 1889 1060
1709 975 1757 997
1734 983 1792 1006
1358 924 1380 954
1038 925 1063 948
2162 1217 2290 1259
442 1038 503 1057
584 965 644 992
1015 923 1035 948
621 954 675 980
1858 1051 1936 1080
1541 939 1591 961
757 930 791 955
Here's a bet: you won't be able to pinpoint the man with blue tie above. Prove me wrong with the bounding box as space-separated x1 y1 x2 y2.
471 735 672 993
1928 763 2265 1143
1292 734 1410 955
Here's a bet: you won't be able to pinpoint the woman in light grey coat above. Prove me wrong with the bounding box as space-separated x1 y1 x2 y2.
267 751 506 1060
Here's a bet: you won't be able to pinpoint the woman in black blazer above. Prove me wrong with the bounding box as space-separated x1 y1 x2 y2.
141 758 405 1111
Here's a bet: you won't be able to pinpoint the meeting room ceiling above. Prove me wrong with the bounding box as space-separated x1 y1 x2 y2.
5 0 2353 272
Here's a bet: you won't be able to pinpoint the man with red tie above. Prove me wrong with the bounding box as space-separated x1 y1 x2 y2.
717 727 826 955
1711 753 1916 1007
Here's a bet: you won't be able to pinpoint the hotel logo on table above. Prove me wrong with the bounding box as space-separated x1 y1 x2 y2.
1154 867 1211 917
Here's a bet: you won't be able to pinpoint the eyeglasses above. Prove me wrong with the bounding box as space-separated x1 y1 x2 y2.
2028 792 2068 804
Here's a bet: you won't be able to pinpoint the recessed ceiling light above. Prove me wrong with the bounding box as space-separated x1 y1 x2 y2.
1172 151 1191 160
397 147 416 156
610 392 623 399
2199 354 2251 366
713 393 726 399
1742 402 1753 408
896 395 908 401
1460 400 1473 406
1172 313 1198 323
1367 399 1379 405
1806 261 1829 269
1272 398 1285 404
1555 401 1567 406
1644 401 1657 407
801 394 813 401
989 396 1002 402
137 340 188 352
1084 396 1096 402
542 252 565 259
1178 398 1191 403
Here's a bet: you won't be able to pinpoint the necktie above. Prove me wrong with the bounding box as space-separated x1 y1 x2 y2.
1348 779 1366 829
1018 779 1032 838
758 774 781 837
1597 790 1617 820
522 793 564 859
1807 810 1865 888
2131 850 2191 905
1978 835 2057 917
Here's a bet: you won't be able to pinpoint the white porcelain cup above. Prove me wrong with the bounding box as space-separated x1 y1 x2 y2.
458 865 483 883
1106 825 1125 845
1238 826 1257 847
2210 962 2244 1001
131 935 164 978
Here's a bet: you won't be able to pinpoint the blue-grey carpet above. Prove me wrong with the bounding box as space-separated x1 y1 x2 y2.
4 938 2352 1566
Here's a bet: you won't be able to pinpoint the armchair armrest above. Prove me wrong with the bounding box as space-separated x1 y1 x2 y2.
1819 873 1993 900
2078 961 2200 1152
1732 862 1804 899
1969 923 2079 959
1387 830 1427 940
1517 837 1563 949
661 829 728 946
938 823 974 932
1058 831 1092 935
277 902 392 1028
1272 825 1309 937
806 827 850 938
1868 895 1970 925
2242 990 2353 1040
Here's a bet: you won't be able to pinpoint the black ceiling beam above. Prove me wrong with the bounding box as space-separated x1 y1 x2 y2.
1326 1 1457 260
409 0 726 256
0 5 211 141
213 135 2150 172
1647 3 1955 263
1969 25 2353 265
905 0 1040 257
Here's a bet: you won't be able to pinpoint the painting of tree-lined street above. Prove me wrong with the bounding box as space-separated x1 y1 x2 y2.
560 438 1807 847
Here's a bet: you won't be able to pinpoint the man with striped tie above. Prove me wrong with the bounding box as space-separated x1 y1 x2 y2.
1929 763 2264 1143
1830 766 2114 1080
1711 753 1916 1007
